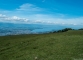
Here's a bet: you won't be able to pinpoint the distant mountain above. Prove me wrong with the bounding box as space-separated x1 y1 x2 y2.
0 22 82 36
0 22 65 36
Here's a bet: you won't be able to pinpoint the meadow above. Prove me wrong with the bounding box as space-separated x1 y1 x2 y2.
0 30 83 60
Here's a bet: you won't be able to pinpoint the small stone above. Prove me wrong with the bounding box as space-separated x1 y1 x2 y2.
35 57 38 60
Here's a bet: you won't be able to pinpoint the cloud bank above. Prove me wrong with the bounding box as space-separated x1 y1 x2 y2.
0 13 83 26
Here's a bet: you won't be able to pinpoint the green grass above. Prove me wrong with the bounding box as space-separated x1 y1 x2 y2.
0 30 83 60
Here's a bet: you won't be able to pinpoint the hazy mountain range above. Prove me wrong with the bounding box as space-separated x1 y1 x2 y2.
0 22 82 36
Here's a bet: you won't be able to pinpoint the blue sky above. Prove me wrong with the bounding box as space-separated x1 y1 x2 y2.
0 0 83 25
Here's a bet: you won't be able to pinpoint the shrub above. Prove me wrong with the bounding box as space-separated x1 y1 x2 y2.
78 28 83 30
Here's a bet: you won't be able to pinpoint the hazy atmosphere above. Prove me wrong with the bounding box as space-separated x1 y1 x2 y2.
0 0 83 35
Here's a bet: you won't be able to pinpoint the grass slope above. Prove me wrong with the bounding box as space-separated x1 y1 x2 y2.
0 30 83 60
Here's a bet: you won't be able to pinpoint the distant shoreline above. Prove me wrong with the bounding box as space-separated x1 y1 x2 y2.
0 28 83 36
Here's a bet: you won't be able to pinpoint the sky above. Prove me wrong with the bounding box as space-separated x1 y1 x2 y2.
0 0 83 25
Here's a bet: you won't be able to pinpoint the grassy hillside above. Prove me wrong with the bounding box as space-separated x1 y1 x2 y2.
0 30 83 60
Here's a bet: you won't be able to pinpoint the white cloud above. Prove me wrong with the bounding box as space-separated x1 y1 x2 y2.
1 13 83 25
16 3 42 11
0 14 6 18
34 20 45 23
0 14 30 23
